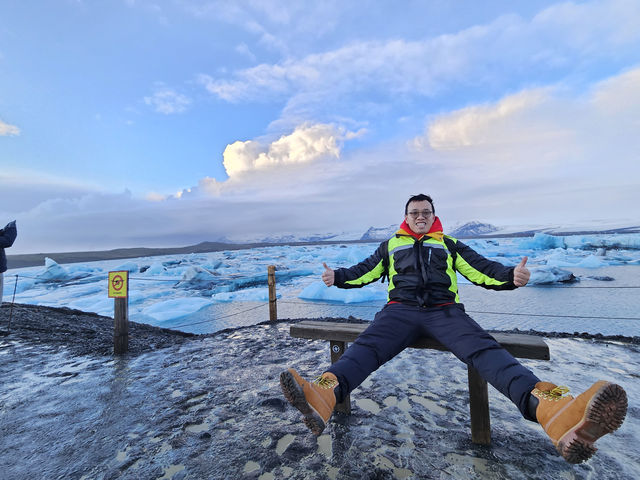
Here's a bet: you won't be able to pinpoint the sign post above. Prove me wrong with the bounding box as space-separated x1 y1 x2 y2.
108 271 129 354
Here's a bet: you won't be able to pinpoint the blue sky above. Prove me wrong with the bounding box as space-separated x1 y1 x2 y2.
1 0 640 254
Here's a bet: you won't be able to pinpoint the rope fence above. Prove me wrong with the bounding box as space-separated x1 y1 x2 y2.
8 271 640 288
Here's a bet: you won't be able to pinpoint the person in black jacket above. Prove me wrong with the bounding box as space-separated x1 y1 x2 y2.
280 194 627 464
0 220 18 303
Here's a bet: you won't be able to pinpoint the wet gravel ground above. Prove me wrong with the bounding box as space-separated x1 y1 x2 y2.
0 303 639 479
0 303 195 356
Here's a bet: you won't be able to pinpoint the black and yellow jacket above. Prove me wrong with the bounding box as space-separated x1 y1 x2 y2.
334 217 517 307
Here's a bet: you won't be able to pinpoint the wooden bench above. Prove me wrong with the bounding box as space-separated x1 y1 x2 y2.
290 320 550 445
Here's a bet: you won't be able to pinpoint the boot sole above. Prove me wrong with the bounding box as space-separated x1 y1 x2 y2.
279 370 327 436
556 382 627 464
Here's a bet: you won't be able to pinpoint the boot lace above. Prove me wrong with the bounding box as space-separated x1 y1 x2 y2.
536 385 570 401
313 376 338 389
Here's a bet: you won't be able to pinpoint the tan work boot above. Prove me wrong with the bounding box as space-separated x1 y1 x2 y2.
280 368 338 435
531 380 627 464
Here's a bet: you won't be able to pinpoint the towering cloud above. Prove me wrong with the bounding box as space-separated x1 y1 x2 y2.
222 123 345 177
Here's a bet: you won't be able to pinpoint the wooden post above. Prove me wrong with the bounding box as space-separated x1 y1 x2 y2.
330 340 351 413
268 265 277 322
114 297 129 354
467 366 491 444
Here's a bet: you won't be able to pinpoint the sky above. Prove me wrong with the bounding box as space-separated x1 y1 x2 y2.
1 0 640 254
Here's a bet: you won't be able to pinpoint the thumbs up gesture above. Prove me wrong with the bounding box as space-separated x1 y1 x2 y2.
513 257 530 287
322 262 335 287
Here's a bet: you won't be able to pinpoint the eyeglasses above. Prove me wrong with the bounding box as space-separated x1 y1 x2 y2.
407 210 433 218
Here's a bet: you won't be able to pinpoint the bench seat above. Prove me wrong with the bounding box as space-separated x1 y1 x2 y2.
290 320 549 445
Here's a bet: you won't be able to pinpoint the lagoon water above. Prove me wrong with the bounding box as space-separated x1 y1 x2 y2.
4 233 640 336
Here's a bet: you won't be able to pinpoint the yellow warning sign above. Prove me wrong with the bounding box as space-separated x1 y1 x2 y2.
108 271 129 298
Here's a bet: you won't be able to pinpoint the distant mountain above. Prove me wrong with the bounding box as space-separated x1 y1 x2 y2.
449 221 499 238
227 233 344 244
360 225 398 241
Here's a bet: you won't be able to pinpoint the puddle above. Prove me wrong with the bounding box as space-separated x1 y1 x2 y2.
243 461 260 473
445 453 491 474
276 434 295 455
356 398 381 414
187 402 205 412
186 421 209 433
327 466 339 479
383 395 398 407
397 397 412 412
410 395 447 415
158 464 185 479
317 434 332 458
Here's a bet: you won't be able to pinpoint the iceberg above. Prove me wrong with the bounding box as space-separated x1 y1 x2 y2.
113 261 139 273
211 287 273 303
37 258 72 282
142 297 213 322
520 233 565 250
176 266 219 289
298 281 387 304
144 262 166 275
529 267 577 285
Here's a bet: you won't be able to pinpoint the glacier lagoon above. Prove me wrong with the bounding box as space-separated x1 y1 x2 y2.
3 232 640 336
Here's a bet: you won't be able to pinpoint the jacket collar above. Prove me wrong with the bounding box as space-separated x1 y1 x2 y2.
397 216 444 241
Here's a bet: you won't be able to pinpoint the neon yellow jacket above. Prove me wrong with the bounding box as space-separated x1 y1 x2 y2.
334 218 516 307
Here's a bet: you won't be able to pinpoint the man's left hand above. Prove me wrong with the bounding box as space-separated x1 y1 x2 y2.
513 256 530 287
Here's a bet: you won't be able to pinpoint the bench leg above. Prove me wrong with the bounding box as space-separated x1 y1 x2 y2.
467 366 491 445
330 340 351 414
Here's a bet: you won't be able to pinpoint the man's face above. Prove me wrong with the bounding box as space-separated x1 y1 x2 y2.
405 200 435 234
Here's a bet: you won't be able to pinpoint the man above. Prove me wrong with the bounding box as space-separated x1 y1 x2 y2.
0 220 18 303
280 194 627 464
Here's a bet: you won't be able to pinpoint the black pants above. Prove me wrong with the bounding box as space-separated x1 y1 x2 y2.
326 303 540 420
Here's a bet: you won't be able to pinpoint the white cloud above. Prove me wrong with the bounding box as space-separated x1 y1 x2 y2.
222 123 345 177
144 88 191 114
0 119 20 136
418 67 640 160
423 88 557 151
196 0 640 128
234 43 256 62
175 177 223 198
405 66 640 224
180 0 341 53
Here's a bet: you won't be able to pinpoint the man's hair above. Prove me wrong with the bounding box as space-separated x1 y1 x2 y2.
405 194 435 215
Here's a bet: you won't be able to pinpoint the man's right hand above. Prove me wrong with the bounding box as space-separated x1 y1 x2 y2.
322 262 335 287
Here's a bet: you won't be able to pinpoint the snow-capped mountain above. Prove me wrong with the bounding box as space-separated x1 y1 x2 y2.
449 221 499 238
359 225 398 241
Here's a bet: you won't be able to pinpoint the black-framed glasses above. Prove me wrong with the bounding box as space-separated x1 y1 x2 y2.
407 210 433 218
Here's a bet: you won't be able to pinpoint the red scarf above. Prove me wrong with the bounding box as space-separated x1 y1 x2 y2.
398 216 444 241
